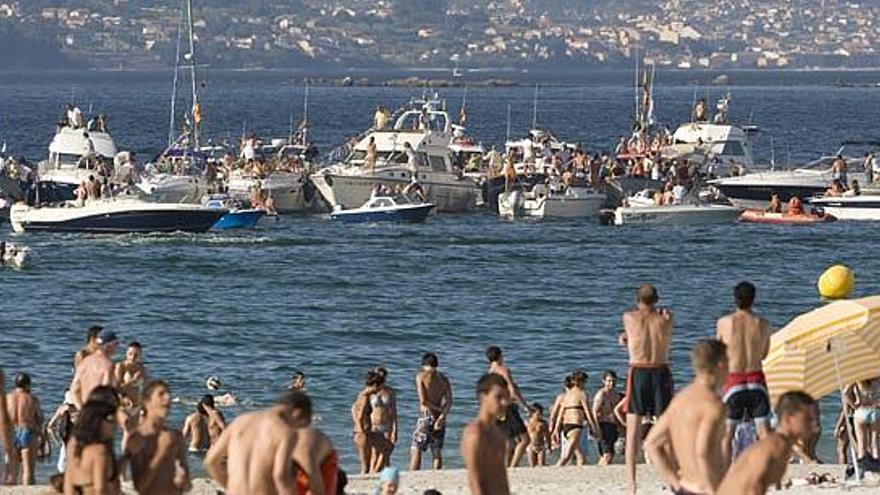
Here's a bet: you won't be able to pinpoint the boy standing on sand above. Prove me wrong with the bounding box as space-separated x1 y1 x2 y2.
486 346 532 467
410 352 453 471
593 370 623 465
5 373 43 485
526 403 551 467
205 391 311 495
645 340 729 495
717 391 819 495
461 373 511 495
620 284 674 495
125 380 190 495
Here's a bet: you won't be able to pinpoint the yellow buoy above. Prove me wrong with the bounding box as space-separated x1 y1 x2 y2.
818 265 855 299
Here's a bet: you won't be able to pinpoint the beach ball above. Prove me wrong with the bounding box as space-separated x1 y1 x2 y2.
206 376 222 391
818 265 855 299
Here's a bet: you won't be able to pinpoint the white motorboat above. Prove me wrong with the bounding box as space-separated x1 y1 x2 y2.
36 123 119 203
10 196 226 234
613 189 742 225
709 141 873 210
498 185 605 220
809 194 880 221
226 171 320 213
1 241 30 269
330 195 434 223
311 94 481 213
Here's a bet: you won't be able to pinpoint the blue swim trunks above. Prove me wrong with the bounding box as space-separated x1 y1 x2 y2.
13 427 33 450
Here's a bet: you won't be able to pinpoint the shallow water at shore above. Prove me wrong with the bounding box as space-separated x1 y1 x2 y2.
2 70 879 479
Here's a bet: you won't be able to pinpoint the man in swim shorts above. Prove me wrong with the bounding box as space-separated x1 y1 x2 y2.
6 373 42 485
291 399 339 495
486 346 532 467
620 284 674 495
646 340 729 495
410 352 453 470
716 281 772 467
592 370 623 465
461 373 511 495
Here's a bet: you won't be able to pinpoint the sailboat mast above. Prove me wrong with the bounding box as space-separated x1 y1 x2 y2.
506 103 512 142
168 7 184 147
302 80 309 143
186 0 200 149
531 84 538 129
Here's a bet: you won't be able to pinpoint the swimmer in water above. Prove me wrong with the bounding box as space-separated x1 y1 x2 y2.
182 395 226 453
289 371 306 392
205 376 237 407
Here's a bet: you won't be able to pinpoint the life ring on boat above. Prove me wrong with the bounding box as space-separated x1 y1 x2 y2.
324 173 333 187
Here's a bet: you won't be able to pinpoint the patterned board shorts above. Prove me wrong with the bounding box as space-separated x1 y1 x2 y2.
412 410 446 453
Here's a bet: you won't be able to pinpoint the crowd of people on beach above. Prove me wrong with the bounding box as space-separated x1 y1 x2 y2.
1 282 877 494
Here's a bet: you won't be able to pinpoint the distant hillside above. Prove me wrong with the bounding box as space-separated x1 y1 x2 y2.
0 24 74 69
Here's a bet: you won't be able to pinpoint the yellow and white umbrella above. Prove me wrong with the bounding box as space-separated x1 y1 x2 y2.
763 295 880 405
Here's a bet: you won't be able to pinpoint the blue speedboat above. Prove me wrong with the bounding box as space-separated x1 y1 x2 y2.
330 195 434 224
204 194 266 230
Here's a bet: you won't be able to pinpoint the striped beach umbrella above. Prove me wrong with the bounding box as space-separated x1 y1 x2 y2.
763 295 880 405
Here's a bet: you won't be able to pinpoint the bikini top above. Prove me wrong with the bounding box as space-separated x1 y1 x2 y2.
369 392 391 409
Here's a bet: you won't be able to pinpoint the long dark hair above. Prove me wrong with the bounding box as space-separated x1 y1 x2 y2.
72 400 116 457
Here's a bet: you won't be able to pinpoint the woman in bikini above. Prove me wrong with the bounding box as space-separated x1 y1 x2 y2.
62 399 122 495
351 371 379 474
853 377 880 460
368 367 398 472
548 374 574 450
114 342 147 412
553 371 600 466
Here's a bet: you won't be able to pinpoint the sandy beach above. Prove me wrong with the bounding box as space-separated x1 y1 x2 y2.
6 464 878 494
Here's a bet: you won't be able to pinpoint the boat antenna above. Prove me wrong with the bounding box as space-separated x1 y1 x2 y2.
186 0 200 149
634 46 639 122
531 84 539 129
288 111 294 144
168 5 184 147
506 103 512 142
690 88 698 123
769 137 776 171
302 79 310 144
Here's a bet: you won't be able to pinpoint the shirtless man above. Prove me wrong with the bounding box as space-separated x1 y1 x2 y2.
619 284 674 495
592 370 623 465
73 325 103 369
182 395 226 453
205 390 311 495
291 414 339 495
410 352 453 471
0 369 15 486
70 329 119 408
645 339 729 495
115 341 147 410
125 380 190 495
461 373 511 495
5 373 43 485
717 391 819 495
716 281 772 467
486 346 531 467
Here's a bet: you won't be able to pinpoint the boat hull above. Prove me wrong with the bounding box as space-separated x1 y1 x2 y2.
313 172 479 213
809 196 880 221
499 191 605 220
739 210 835 225
613 205 742 225
713 183 827 211
213 210 265 230
137 176 211 204
330 204 434 224
226 174 321 213
10 202 225 234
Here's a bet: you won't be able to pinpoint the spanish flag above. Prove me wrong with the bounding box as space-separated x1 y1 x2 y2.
192 103 202 125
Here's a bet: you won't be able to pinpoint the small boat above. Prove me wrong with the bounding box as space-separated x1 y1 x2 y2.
739 209 836 225
10 196 226 234
1 241 30 269
498 185 605 220
203 194 266 230
808 195 880 221
612 188 742 225
330 195 434 224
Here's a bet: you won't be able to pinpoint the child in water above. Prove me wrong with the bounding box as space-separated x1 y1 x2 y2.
527 403 551 467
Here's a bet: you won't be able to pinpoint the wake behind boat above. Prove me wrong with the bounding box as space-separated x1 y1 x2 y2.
10 196 226 234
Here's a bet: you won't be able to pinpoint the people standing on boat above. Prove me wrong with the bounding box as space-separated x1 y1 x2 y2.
374 106 390 130
115 341 147 412
5 373 43 485
553 370 599 467
831 155 848 187
368 367 398 472
593 370 623 466
461 373 511 495
66 104 84 129
410 352 452 471
125 380 191 495
693 99 708 122
503 152 516 193
365 137 378 172
403 142 418 176
487 147 502 179
486 346 532 468
645 339 729 495
716 282 772 467
70 329 119 409
620 284 674 495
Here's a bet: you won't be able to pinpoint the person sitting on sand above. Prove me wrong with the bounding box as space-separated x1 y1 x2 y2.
410 352 453 471
6 373 43 485
115 341 147 411
716 282 772 467
486 346 532 468
125 380 191 495
205 391 311 495
645 339 729 495
461 373 511 495
182 395 226 453
553 370 599 466
620 284 674 495
717 391 819 495
526 403 551 467
593 370 624 466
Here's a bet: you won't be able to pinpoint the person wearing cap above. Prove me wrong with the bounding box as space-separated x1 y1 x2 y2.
70 329 119 409
375 466 399 495
73 325 103 370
